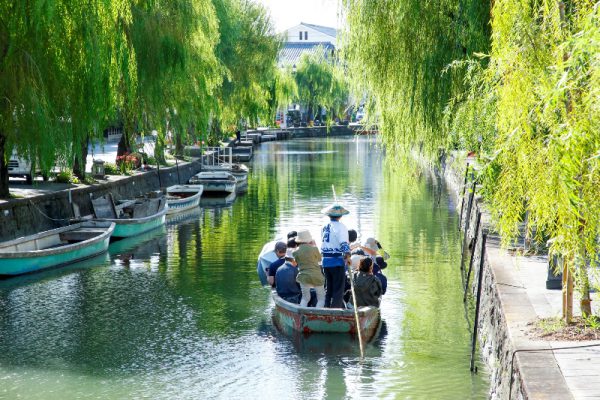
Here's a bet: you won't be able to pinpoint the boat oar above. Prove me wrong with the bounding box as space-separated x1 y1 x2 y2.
348 262 365 358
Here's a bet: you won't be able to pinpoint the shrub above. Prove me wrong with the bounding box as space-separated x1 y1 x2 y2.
55 170 79 184
104 162 119 175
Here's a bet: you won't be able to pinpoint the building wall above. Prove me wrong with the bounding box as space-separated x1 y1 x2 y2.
285 25 336 46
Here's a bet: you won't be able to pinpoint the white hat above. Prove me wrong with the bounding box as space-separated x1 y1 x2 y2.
362 237 379 252
321 203 350 217
285 248 295 259
295 230 313 244
350 254 365 269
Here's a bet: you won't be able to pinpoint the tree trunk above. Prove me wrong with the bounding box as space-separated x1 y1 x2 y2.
0 134 9 198
562 258 573 323
117 115 136 159
73 136 89 180
155 131 166 165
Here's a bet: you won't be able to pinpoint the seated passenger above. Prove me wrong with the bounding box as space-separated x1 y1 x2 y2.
353 257 382 307
267 241 288 287
275 250 301 304
293 230 325 308
362 237 388 295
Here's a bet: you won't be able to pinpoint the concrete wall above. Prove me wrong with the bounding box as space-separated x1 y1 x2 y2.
0 160 202 242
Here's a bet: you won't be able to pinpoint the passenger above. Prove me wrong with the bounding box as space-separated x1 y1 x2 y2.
320 203 351 308
350 254 365 270
275 249 302 304
353 257 382 307
348 229 360 250
267 241 287 287
287 237 298 250
293 230 325 308
344 254 366 304
362 237 388 295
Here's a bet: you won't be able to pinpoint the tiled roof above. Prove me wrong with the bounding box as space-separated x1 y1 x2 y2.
300 22 337 39
278 42 335 66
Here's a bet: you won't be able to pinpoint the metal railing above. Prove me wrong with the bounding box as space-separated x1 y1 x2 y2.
202 146 232 166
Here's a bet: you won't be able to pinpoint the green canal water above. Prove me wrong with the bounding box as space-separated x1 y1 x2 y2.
0 137 489 399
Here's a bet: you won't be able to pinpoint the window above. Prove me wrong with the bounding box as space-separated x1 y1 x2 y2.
299 31 302 40
305 31 308 40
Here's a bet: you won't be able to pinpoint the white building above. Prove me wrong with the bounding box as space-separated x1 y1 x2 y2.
278 22 337 67
284 22 337 46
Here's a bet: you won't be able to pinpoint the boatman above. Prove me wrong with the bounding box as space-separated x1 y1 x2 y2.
320 202 351 308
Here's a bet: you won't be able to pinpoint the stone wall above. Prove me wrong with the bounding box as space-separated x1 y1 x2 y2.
0 160 202 242
288 125 355 138
446 154 571 400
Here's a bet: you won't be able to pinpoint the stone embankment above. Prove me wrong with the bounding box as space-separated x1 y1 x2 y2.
1 125 357 242
444 154 576 399
0 160 202 242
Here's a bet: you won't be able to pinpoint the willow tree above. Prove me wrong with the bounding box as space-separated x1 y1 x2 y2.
118 0 220 161
208 0 280 143
343 0 600 321
267 67 298 125
294 52 348 122
341 0 490 152
0 1 128 195
479 1 600 320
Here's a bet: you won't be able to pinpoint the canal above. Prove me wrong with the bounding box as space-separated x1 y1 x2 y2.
0 137 489 399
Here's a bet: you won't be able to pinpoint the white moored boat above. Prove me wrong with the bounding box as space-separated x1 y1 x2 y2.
202 163 248 185
165 184 204 214
189 171 236 194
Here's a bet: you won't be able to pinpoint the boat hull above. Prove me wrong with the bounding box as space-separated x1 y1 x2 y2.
99 207 167 238
201 181 236 193
272 293 380 340
166 185 203 214
0 222 115 276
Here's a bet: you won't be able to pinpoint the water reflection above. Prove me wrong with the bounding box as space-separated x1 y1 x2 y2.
0 137 489 399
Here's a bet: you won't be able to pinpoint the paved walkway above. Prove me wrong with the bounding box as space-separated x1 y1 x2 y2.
513 254 600 399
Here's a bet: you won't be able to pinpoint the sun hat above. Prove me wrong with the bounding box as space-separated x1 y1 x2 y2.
321 203 350 217
350 254 365 269
285 248 296 260
362 237 379 252
295 230 314 244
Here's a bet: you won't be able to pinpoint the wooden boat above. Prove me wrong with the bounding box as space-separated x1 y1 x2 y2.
189 171 236 194
165 184 203 214
0 221 115 276
272 292 381 340
202 163 248 192
91 193 167 239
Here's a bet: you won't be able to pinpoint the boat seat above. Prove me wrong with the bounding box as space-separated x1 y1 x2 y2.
59 230 104 242
132 198 161 218
91 194 118 219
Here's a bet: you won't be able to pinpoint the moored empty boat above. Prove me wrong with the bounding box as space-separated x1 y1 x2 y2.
189 171 236 194
165 184 204 214
0 221 115 276
272 292 381 340
91 193 167 239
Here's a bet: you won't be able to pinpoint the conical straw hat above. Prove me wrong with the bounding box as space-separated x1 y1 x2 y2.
321 203 350 217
